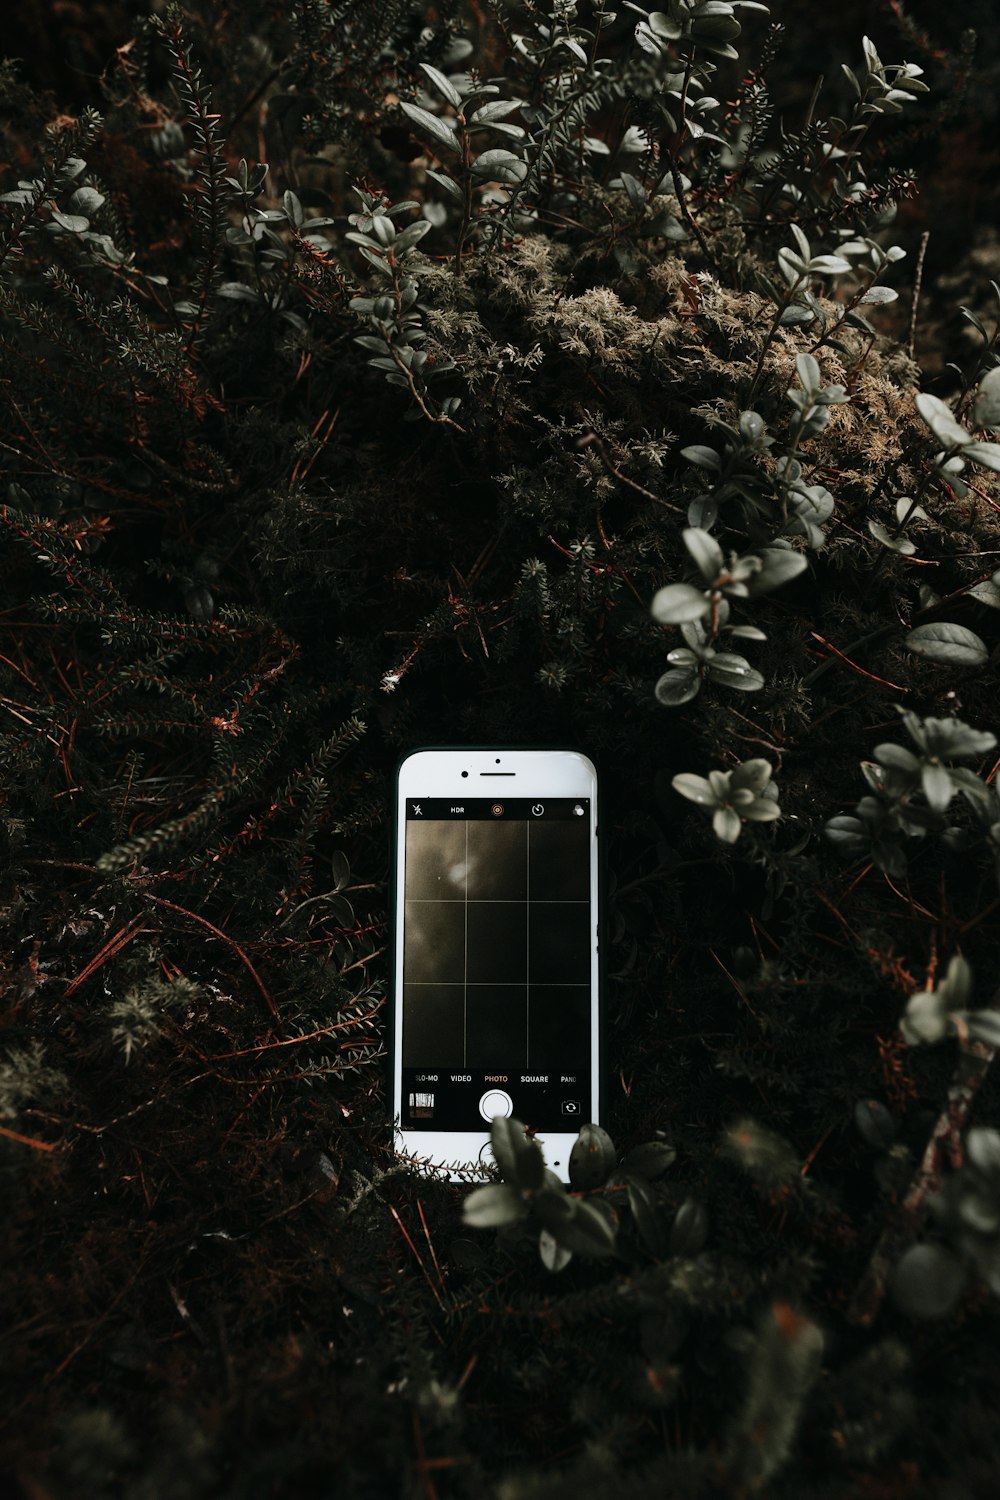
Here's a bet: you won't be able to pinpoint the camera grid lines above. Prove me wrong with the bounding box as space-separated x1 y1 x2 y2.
402 817 591 1071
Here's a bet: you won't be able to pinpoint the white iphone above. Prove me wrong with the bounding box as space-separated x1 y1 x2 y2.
391 748 601 1182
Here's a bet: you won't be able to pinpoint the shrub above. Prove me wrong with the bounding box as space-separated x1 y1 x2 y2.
2 2 1000 1496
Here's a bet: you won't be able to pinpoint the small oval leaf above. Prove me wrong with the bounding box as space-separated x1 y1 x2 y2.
906 622 988 668
854 1099 896 1150
569 1123 617 1189
463 1183 527 1229
651 583 710 625
539 1228 573 1272
491 1116 545 1191
891 1242 966 1319
669 1198 709 1257
622 1141 677 1179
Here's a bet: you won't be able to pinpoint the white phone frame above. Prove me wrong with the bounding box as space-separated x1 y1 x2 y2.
392 748 600 1182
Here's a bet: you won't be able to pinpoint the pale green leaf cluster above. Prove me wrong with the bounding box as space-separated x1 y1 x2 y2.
672 758 780 843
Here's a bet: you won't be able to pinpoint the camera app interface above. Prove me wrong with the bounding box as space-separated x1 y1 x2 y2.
400 799 593 1132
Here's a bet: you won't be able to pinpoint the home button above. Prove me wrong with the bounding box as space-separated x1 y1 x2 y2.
479 1088 513 1121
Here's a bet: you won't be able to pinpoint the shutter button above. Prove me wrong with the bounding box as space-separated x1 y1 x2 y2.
479 1088 513 1121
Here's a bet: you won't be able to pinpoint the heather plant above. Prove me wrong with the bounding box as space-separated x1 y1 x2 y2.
2 2 1000 1497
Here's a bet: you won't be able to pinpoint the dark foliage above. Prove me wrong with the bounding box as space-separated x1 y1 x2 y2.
3 2 1000 1496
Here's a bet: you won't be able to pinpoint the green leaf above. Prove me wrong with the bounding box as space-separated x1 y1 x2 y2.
666 647 699 668
706 654 764 691
218 282 259 302
916 392 971 450
539 1228 573 1271
713 806 743 841
487 123 528 145
419 62 463 108
739 797 781 825
858 285 898 304
825 815 869 855
968 579 1000 609
463 1183 528 1228
854 1099 896 1150
904 712 996 759
50 210 89 233
647 11 684 40
680 444 722 472
569 1123 617 1189
669 1198 709 1256
424 168 463 203
283 190 304 228
683 527 723 582
808 254 851 274
921 760 954 813
621 1141 677 1179
618 171 647 211
895 497 927 524
974 367 1000 429
939 955 974 1008
68 186 105 215
470 148 527 184
654 670 701 706
967 1128 1000 1174
795 352 820 395
730 759 773 793
627 1176 667 1257
532 1183 575 1237
964 441 1000 473
961 1009 1000 1049
399 101 460 154
672 773 715 806
900 990 951 1046
468 99 521 124
393 219 433 253
491 1116 545 1191
905 622 988 668
891 1242 966 1319
651 583 710 624
869 519 915 555
357 245 391 273
739 410 766 443
555 1197 617 1259
875 743 919 772
750 547 807 593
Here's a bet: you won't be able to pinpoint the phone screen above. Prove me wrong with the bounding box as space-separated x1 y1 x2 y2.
399 798 594 1132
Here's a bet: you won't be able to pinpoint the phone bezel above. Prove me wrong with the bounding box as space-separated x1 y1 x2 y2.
390 747 602 1183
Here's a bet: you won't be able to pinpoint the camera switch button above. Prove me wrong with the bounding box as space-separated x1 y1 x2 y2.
479 1089 513 1121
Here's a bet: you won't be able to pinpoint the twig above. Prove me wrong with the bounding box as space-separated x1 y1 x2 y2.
63 914 150 997
807 631 906 692
908 230 930 361
141 892 279 1021
389 1204 448 1318
0 1122 60 1152
575 432 683 512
